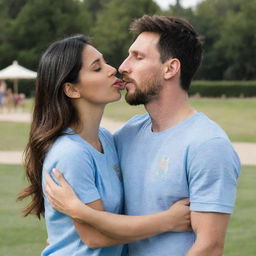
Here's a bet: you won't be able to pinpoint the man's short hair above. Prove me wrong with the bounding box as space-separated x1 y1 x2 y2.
130 15 203 91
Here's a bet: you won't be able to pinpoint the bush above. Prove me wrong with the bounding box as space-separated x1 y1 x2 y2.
189 81 256 97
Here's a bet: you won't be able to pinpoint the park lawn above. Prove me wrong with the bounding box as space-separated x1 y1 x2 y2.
0 164 255 256
0 164 46 256
224 165 256 255
191 98 256 143
23 98 34 112
0 122 30 150
104 97 256 142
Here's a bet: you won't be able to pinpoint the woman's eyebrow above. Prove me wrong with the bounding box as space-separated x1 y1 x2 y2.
89 54 103 67
89 58 101 67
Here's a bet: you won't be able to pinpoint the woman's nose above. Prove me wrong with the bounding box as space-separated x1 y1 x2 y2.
108 65 117 77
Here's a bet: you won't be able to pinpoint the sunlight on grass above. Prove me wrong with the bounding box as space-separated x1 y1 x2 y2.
0 122 30 150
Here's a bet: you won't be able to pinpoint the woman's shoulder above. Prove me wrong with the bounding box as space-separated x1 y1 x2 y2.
48 133 90 159
99 127 114 143
43 133 94 174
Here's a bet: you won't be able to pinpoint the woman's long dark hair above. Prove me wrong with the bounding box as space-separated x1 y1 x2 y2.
17 35 90 219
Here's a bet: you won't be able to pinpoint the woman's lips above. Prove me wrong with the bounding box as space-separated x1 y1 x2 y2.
113 79 126 90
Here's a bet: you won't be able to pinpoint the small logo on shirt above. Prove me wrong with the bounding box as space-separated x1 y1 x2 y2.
155 156 170 177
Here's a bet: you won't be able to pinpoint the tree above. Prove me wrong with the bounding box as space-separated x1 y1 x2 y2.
1 0 91 70
82 0 106 21
0 0 27 19
91 0 160 67
0 0 28 68
216 0 256 79
192 0 227 80
187 0 256 80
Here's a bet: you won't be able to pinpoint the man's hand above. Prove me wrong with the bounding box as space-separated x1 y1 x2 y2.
45 168 84 218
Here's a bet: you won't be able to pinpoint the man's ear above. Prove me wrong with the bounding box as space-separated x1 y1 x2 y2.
63 82 80 99
163 58 180 80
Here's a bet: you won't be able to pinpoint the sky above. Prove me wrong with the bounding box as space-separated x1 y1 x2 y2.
154 0 203 9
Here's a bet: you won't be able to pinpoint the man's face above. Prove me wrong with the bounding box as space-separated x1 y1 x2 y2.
119 32 164 105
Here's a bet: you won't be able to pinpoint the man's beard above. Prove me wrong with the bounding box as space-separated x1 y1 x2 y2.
124 74 162 105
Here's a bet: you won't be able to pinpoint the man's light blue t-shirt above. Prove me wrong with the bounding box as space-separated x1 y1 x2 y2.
42 128 124 256
114 112 240 256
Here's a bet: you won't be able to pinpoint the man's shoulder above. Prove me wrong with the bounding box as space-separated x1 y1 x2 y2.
187 113 240 166
114 113 149 137
188 112 230 145
125 113 149 126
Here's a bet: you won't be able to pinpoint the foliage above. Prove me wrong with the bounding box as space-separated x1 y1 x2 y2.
0 0 91 70
161 0 256 81
190 80 256 97
216 0 256 80
92 0 159 67
0 0 255 81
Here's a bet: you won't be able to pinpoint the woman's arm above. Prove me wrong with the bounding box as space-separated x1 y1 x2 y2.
73 200 139 248
45 169 191 243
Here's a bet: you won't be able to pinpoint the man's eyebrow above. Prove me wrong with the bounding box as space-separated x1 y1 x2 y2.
129 50 144 56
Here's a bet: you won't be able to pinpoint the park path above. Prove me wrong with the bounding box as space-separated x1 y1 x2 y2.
0 112 255 166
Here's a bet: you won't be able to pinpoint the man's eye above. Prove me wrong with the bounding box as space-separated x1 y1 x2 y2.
136 56 143 60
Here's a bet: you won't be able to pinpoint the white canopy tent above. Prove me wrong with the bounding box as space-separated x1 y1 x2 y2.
0 60 37 94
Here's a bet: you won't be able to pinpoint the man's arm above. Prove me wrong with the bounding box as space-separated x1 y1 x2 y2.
186 138 240 255
186 212 230 256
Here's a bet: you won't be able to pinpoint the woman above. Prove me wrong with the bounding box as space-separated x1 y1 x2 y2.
18 35 190 256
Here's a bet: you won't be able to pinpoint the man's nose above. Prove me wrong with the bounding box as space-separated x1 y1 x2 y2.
118 58 130 74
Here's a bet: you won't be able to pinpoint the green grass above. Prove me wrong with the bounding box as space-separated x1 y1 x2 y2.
0 122 30 150
224 165 256 255
0 164 255 255
0 98 31 150
104 97 256 142
0 164 46 256
23 98 34 112
190 98 256 142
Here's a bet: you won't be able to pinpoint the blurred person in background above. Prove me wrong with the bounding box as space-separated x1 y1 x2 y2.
0 80 7 112
13 93 26 112
4 87 14 112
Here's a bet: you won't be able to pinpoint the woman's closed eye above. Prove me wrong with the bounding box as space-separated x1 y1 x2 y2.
94 67 102 72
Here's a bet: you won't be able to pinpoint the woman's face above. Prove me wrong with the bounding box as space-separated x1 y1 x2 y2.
74 45 124 105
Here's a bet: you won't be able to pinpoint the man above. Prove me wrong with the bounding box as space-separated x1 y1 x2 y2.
114 15 240 256
46 15 240 256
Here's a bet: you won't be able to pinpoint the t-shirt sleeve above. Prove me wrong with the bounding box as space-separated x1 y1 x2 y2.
51 148 101 204
188 137 241 214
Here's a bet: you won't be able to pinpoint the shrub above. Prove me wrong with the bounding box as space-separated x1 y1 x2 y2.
189 81 256 97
